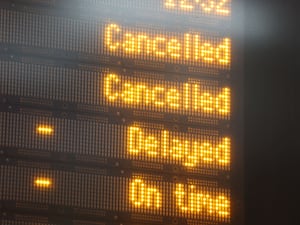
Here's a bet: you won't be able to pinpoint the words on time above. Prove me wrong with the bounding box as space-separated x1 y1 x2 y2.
129 178 230 219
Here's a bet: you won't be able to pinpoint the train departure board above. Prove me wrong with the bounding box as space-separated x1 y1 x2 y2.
0 1 244 225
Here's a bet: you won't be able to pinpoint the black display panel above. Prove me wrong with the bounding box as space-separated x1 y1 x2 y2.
0 6 230 74
0 57 231 124
0 112 230 177
0 164 230 223
10 0 231 19
0 0 243 225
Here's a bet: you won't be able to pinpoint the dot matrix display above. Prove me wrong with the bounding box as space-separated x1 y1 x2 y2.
0 60 230 120
164 0 231 16
0 165 230 222
0 8 230 70
103 73 230 117
72 0 231 17
0 0 242 224
104 23 231 68
0 112 230 172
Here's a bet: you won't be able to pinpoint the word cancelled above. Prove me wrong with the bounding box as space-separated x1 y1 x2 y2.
104 23 231 68
103 74 231 118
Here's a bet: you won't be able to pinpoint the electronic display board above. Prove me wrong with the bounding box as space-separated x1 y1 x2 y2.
0 58 230 123
0 7 230 74
0 112 230 176
3 0 231 29
2 216 162 225
1 164 230 223
0 0 243 225
12 0 231 17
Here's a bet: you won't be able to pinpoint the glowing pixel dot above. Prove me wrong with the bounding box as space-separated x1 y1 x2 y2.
36 125 54 135
34 178 52 188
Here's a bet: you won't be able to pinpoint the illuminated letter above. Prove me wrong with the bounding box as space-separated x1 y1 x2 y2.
122 83 135 103
123 33 135 53
175 184 186 210
200 143 214 162
130 179 145 206
189 185 197 212
165 0 176 8
200 0 230 15
216 38 231 65
200 93 214 112
153 37 166 57
184 83 190 109
136 35 150 54
184 141 198 167
146 188 162 208
167 89 180 108
200 0 215 12
36 125 54 136
193 35 200 60
180 0 194 10
171 139 183 158
167 39 181 58
216 87 230 114
175 183 230 216
130 179 162 208
135 85 147 103
184 34 191 59
105 24 121 50
145 136 158 156
34 177 52 188
201 43 215 62
162 130 169 157
216 196 230 216
152 87 165 106
192 84 200 110
201 194 214 213
104 74 120 101
128 126 144 154
217 137 231 165
216 0 230 15
145 88 151 104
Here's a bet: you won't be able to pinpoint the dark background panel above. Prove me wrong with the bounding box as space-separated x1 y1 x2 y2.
244 0 298 224
0 0 298 225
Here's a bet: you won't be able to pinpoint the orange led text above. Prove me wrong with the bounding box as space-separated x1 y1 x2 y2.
165 0 230 16
36 125 54 135
175 183 230 216
104 74 230 117
130 179 162 208
128 126 230 168
34 178 52 188
104 23 231 67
